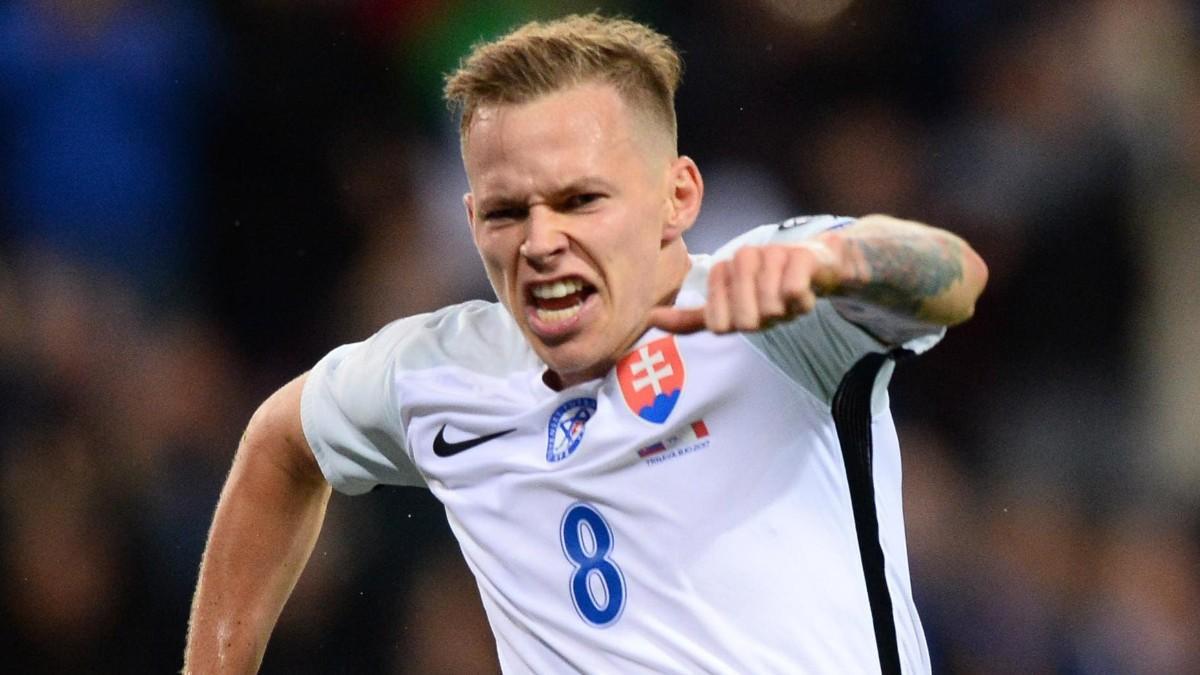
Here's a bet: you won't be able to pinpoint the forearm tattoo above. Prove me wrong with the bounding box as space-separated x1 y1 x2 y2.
842 235 964 318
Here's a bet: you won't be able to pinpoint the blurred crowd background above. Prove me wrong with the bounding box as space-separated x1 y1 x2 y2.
1 0 1198 672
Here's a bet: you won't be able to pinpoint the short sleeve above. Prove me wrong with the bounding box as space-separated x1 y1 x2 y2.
706 217 945 405
301 326 427 494
755 215 946 351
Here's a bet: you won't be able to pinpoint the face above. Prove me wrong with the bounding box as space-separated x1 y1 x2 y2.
463 82 702 388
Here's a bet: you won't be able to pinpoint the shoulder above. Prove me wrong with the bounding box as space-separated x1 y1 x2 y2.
680 215 855 296
302 299 536 451
367 299 538 376
718 215 855 252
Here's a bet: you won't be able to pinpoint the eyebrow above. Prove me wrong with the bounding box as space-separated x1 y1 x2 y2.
551 177 617 199
478 177 617 212
476 196 525 213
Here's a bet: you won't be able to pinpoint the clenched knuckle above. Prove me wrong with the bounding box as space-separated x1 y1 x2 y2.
709 262 729 287
734 316 759 331
733 246 760 271
782 274 809 297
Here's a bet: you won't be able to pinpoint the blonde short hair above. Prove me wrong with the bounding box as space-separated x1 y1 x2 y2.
444 14 682 147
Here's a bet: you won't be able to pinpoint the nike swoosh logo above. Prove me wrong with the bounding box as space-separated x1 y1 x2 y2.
432 425 516 457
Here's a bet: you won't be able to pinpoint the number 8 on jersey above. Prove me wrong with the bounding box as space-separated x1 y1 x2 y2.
560 502 626 627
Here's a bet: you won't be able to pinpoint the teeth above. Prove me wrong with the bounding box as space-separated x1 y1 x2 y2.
536 304 583 323
531 278 583 299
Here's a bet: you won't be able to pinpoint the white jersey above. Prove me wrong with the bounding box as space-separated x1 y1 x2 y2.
301 217 941 674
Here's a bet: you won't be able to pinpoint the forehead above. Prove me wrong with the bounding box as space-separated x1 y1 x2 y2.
462 83 649 193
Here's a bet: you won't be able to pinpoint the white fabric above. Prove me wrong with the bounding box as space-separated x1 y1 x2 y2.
301 217 938 674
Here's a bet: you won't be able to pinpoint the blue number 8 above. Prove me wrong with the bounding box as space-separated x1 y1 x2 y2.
560 502 625 627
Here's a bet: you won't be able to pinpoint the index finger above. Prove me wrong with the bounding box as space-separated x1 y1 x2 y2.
647 306 707 335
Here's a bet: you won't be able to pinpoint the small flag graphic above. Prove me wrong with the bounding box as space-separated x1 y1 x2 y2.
638 420 710 458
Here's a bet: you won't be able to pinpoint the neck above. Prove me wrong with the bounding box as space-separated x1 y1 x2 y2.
655 238 692 308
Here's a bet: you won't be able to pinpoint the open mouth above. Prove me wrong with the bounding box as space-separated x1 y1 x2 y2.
527 277 597 324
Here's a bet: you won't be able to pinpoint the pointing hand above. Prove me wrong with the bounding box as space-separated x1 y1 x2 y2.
649 243 841 335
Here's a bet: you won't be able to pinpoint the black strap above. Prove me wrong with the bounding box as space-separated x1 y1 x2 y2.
831 351 902 675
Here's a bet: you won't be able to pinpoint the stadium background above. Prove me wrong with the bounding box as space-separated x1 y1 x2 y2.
1 0 1198 672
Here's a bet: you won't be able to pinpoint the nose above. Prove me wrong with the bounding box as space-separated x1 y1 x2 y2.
519 205 568 267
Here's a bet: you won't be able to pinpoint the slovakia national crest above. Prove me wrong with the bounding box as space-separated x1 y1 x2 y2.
616 335 685 424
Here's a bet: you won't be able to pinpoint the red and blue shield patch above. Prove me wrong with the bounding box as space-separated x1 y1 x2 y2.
616 335 685 424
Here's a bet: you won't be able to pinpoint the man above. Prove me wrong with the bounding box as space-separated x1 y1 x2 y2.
185 14 986 674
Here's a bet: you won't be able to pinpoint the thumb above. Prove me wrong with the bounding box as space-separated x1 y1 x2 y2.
647 306 707 335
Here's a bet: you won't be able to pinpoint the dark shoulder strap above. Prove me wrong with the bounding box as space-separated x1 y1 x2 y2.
831 351 904 675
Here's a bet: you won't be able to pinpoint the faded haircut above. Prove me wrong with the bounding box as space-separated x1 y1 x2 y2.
444 13 682 149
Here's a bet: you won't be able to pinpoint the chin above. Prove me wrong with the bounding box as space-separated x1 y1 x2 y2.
538 345 612 388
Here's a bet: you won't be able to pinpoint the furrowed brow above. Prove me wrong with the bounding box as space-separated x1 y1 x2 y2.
477 195 527 213
547 177 616 201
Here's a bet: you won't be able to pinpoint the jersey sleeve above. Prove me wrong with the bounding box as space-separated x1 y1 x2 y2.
711 216 945 406
300 321 427 494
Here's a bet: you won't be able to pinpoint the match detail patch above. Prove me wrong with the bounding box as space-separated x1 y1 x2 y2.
638 420 711 465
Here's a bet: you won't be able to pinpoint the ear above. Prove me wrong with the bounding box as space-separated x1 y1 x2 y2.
663 156 703 243
463 193 477 235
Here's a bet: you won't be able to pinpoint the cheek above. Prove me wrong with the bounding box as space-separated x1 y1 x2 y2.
600 227 659 298
475 236 518 293
481 257 504 287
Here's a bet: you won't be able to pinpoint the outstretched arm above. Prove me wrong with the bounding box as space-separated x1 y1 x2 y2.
184 373 331 674
650 214 988 336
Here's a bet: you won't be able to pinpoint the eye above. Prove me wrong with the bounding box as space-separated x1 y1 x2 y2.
483 206 526 223
564 193 604 210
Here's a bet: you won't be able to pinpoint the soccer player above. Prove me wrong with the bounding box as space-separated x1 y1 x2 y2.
185 14 987 674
